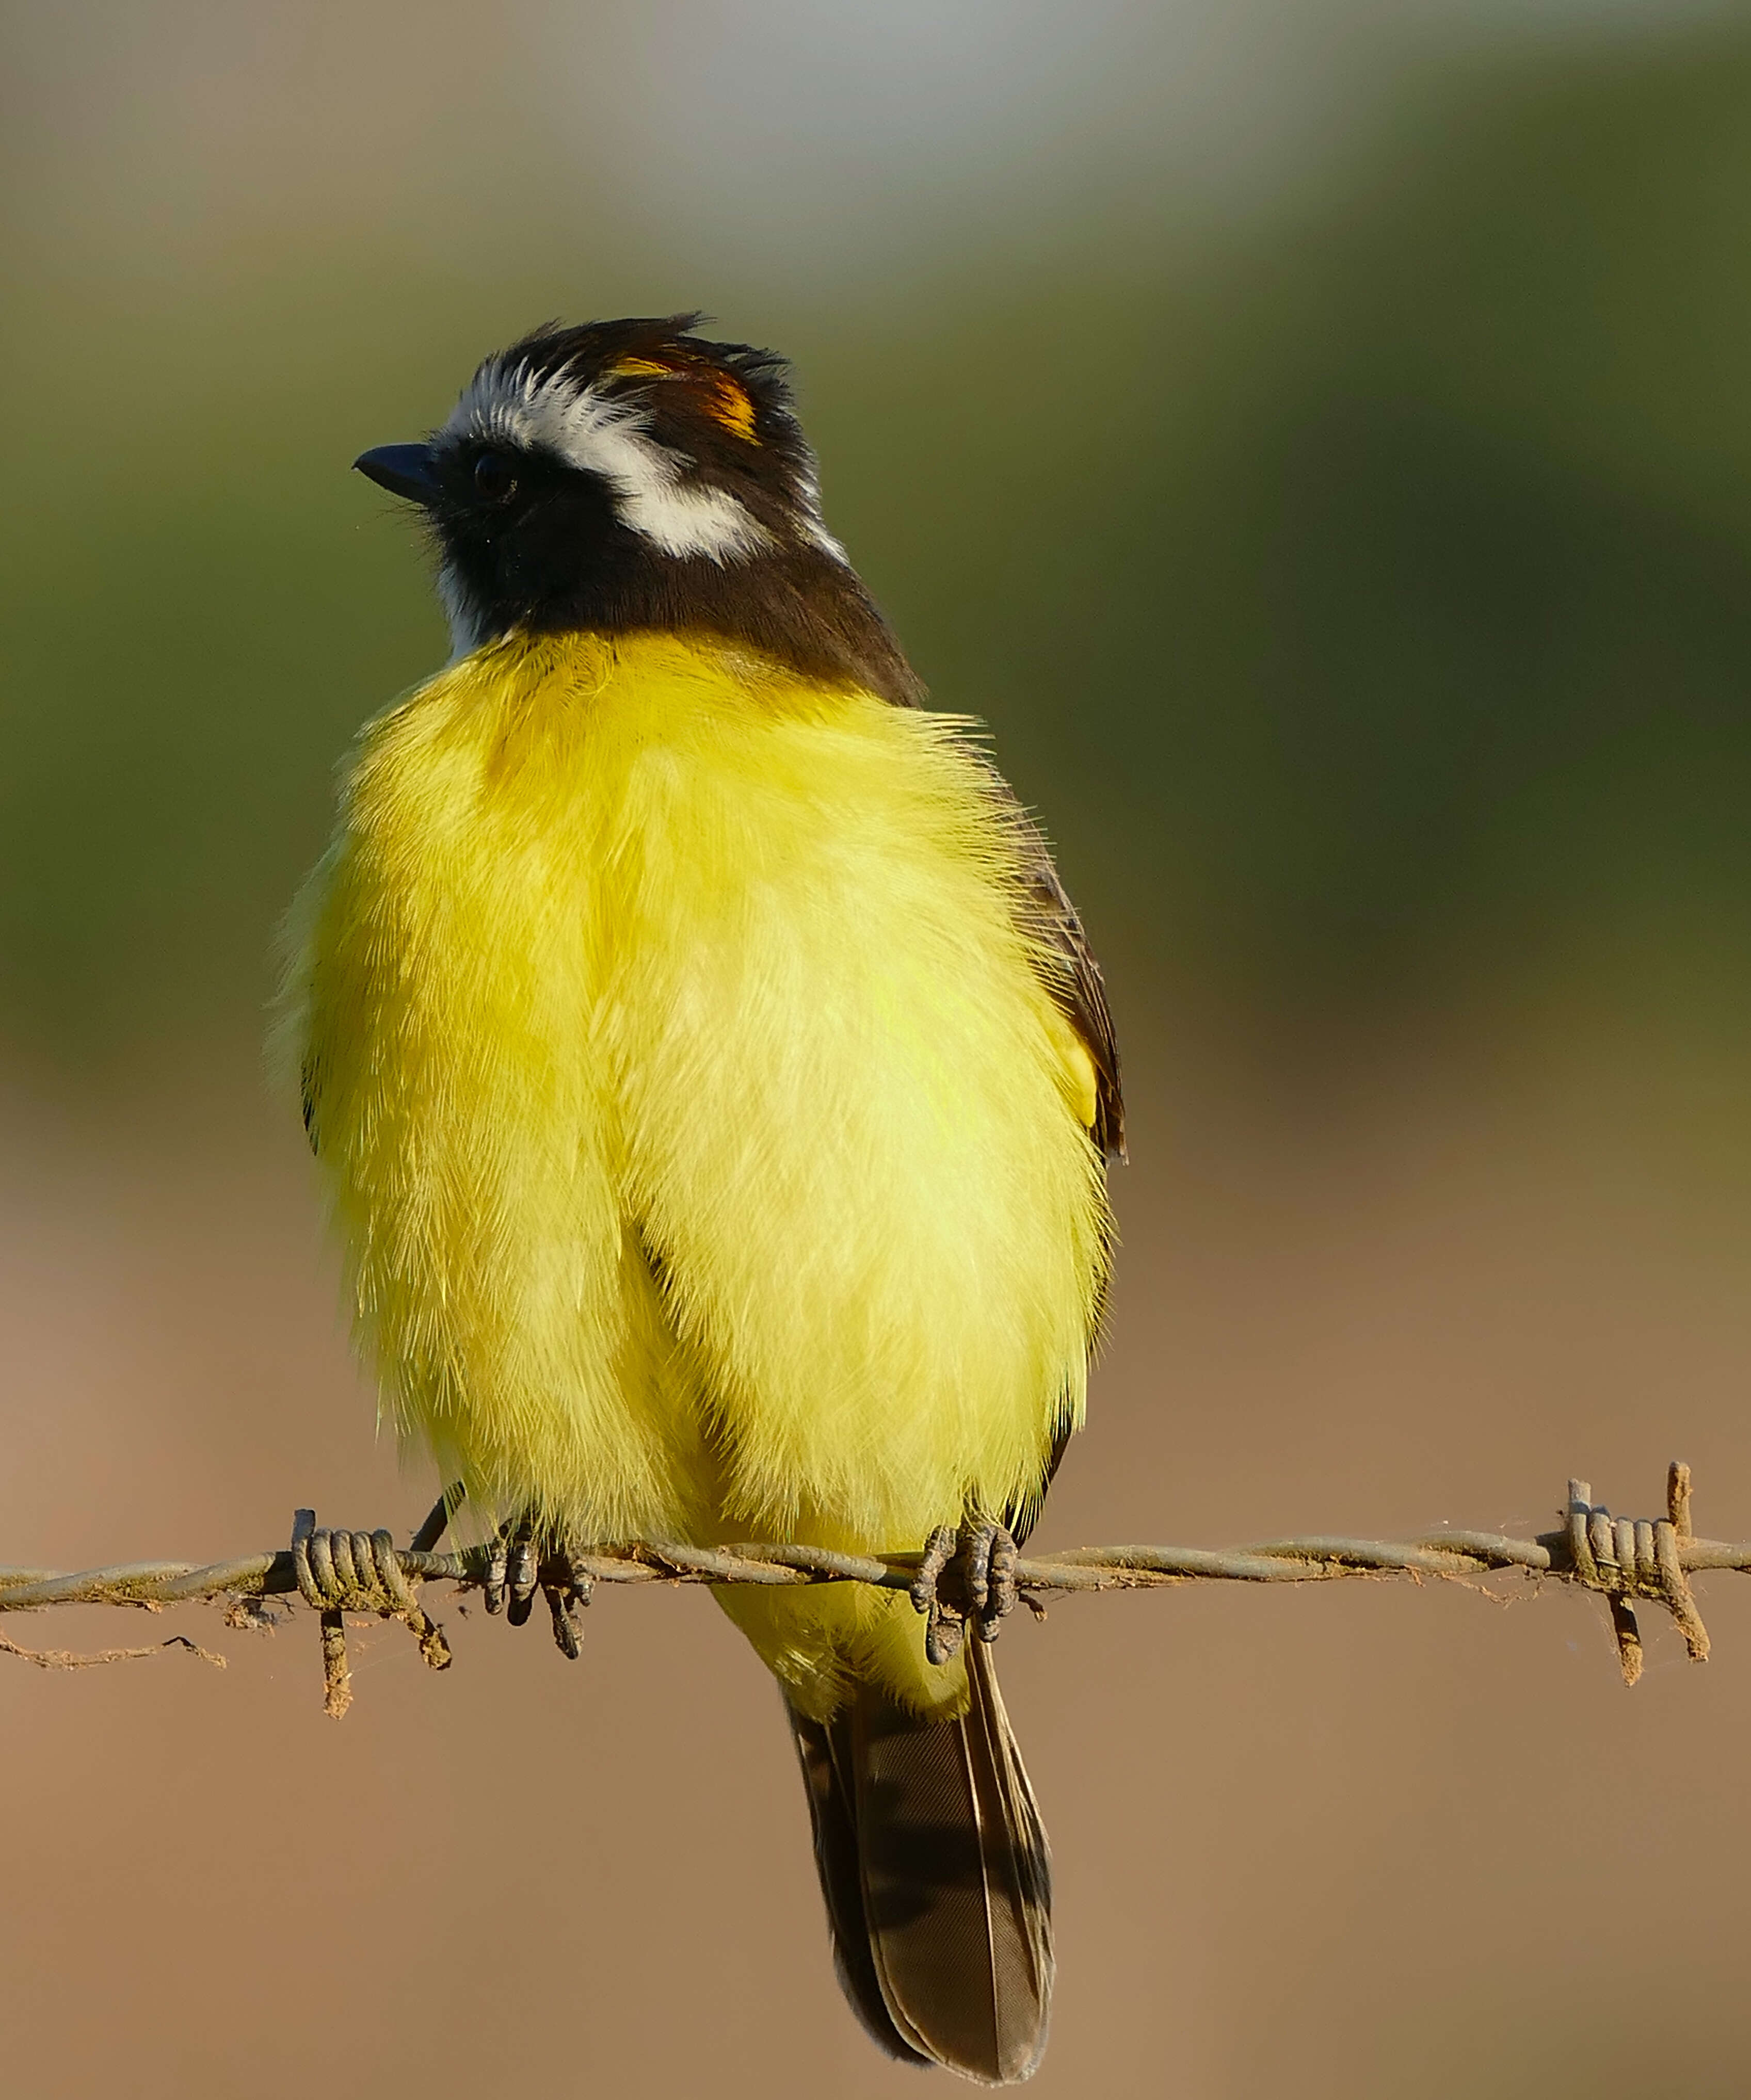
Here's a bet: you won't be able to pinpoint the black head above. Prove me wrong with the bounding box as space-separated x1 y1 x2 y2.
356 314 919 704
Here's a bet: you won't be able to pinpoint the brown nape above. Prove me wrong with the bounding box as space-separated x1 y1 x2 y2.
522 542 925 709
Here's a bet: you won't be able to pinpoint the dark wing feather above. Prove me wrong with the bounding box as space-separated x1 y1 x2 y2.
1006 805 1125 1164
985 779 1123 1538
300 1054 321 1155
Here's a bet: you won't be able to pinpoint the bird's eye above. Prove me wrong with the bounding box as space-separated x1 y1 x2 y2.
473 450 517 502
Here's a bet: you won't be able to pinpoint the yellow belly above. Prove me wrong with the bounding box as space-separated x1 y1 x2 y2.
283 629 1110 1714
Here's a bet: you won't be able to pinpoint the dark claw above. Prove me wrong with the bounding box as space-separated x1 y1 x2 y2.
544 1584 582 1659
965 1524 993 1615
910 1517 1019 1665
541 1545 593 1659
978 1524 1018 1642
506 1524 538 1627
912 1523 963 1665
486 1514 588 1652
911 1525 955 1613
485 1534 509 1617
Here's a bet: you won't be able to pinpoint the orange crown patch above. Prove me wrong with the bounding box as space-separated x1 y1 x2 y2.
608 355 760 444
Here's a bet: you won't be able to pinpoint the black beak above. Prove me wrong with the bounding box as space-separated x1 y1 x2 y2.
354 443 442 504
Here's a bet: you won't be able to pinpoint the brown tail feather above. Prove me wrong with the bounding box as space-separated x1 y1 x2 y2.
787 1695 935 2068
786 1641 1053 2085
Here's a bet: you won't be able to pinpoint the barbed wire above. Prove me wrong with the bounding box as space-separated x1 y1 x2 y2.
0 1463 1732 1716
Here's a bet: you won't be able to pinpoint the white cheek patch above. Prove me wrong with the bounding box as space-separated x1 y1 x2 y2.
444 360 773 565
435 560 487 663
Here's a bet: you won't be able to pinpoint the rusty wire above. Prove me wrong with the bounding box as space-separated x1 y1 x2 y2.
0 1463 1732 1714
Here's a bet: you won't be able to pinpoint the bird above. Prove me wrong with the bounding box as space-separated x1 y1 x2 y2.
279 313 1122 2085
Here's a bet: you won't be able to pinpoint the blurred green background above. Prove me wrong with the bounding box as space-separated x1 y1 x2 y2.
6 3 1751 1100
7 7 1751 2099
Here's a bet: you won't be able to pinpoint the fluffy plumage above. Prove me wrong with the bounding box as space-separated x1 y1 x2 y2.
286 317 1120 2083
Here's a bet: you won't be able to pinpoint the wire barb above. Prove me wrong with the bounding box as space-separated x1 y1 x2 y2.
291 1507 453 1717
1561 1472 1710 1685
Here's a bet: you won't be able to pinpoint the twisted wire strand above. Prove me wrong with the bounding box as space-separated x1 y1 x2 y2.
1 1476 1738 1606
0 1464 1727 1702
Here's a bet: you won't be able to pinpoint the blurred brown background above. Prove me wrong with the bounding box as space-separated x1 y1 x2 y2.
5 3 1751 2094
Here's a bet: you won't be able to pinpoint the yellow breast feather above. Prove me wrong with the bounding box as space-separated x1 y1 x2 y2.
283 628 1111 1713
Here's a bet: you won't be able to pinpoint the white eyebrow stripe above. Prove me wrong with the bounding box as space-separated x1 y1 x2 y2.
444 361 773 564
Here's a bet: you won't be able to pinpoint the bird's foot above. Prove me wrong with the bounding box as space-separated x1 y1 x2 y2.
484 1512 539 1622
485 1513 593 1660
910 1516 1019 1665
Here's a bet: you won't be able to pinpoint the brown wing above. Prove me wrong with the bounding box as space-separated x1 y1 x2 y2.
1005 800 1126 1164
992 791 1125 1544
